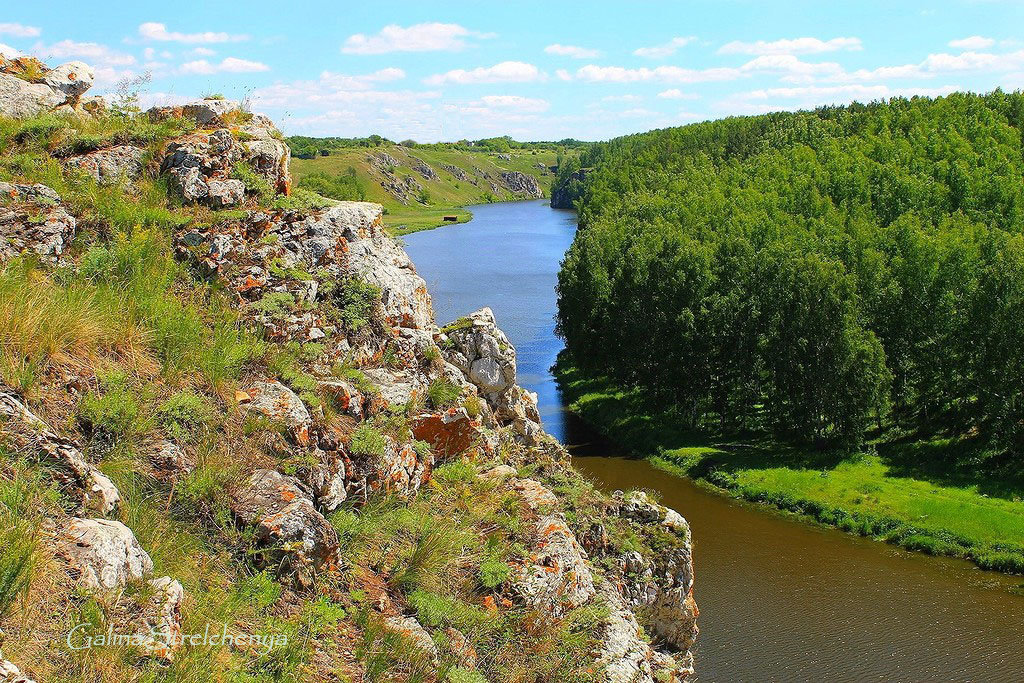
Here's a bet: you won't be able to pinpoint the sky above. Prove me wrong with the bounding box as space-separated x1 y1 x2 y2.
3 1 1024 142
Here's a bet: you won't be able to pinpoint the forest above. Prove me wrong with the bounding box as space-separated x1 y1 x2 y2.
555 91 1024 456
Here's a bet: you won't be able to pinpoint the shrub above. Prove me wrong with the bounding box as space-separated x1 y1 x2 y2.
296 169 366 201
478 555 511 588
351 424 387 457
427 378 461 409
159 390 212 440
79 373 145 438
332 278 381 332
231 161 272 201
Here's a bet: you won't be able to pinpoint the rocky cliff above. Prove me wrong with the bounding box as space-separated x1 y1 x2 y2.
0 59 695 682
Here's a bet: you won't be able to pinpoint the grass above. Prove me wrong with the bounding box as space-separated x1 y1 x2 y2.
290 143 560 235
555 355 1024 574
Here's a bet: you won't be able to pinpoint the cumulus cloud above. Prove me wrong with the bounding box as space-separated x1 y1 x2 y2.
602 94 642 102
424 61 544 85
190 47 217 57
0 22 40 38
38 39 136 65
179 57 269 75
633 36 696 59
0 42 23 58
544 44 600 59
139 22 247 44
719 83 961 115
250 70 421 108
719 37 862 55
949 36 995 50
555 68 572 81
574 64 742 84
342 22 493 54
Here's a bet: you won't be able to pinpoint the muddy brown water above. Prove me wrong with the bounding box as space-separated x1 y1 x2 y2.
403 199 1024 682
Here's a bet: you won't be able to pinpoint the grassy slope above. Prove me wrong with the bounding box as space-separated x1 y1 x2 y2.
555 358 1024 574
290 144 558 235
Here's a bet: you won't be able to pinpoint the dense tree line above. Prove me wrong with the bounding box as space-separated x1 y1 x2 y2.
556 91 1024 453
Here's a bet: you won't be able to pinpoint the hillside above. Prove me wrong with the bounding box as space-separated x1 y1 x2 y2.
290 143 563 234
0 57 697 682
554 91 1024 572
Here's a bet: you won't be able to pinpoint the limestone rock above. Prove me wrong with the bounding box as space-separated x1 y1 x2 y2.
207 179 246 208
0 657 34 683
160 129 243 206
411 408 477 460
442 308 542 442
595 584 655 683
230 469 339 585
66 145 145 185
0 386 119 514
500 171 543 198
349 435 432 498
0 72 64 118
383 615 438 661
409 157 438 181
59 518 153 591
245 381 313 445
136 576 185 662
361 368 423 408
514 516 595 615
41 61 94 100
149 440 195 477
148 99 241 127
0 183 76 266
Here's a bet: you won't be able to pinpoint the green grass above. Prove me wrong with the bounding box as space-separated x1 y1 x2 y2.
290 143 559 235
555 355 1024 574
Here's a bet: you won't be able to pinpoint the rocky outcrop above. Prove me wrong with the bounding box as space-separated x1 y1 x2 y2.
500 171 543 198
439 163 472 183
133 576 186 662
409 157 438 181
0 657 34 683
515 515 596 615
0 58 94 118
0 183 76 266
66 145 145 185
230 469 340 585
244 380 313 445
59 518 153 591
159 128 246 207
441 308 542 444
0 386 119 514
550 167 588 209
383 615 438 661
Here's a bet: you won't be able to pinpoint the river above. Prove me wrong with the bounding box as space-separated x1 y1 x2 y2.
403 199 1024 682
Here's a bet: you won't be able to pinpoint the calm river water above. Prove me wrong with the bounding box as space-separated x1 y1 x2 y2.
403 199 1024 682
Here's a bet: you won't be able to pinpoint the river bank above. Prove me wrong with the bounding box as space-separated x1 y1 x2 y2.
555 356 1024 575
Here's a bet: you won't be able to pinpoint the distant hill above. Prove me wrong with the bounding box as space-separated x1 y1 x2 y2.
287 139 582 233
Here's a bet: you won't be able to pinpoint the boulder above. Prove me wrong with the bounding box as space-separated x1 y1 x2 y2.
135 576 185 662
0 658 34 683
0 386 119 514
0 72 64 119
65 145 145 185
411 409 477 460
349 435 432 498
230 469 339 585
41 61 94 101
595 584 656 683
0 183 76 266
383 615 438 661
242 137 291 195
59 518 153 591
149 440 195 478
245 381 313 445
514 516 595 616
409 157 439 181
206 179 246 208
160 128 244 206
148 99 241 127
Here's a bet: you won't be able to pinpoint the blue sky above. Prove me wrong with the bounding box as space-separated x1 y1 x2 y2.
4 1 1024 141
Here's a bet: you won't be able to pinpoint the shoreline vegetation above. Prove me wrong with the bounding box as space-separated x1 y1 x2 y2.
555 355 1024 576
287 135 587 235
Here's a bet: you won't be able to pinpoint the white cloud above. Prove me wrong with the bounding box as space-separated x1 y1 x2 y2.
602 94 642 102
720 83 961 115
555 68 572 81
318 67 406 89
719 37 862 56
138 22 247 44
251 70 423 108
179 57 269 75
0 42 23 58
38 40 136 66
657 88 698 99
949 36 995 50
544 44 600 59
477 95 550 112
633 36 696 59
0 23 40 38
342 22 493 54
190 47 217 57
740 54 847 82
424 61 544 85
574 64 743 84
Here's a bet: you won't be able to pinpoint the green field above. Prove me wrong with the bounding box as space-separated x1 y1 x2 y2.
555 357 1024 574
290 144 560 234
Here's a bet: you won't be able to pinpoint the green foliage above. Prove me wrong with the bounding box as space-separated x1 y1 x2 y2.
350 424 387 457
478 555 511 589
79 372 144 438
296 168 366 201
558 91 1024 454
331 277 381 332
427 377 461 409
159 390 212 440
230 161 272 201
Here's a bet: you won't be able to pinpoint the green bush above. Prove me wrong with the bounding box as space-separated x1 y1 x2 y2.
159 390 212 440
332 278 381 332
296 168 366 201
427 378 461 409
231 161 272 201
79 373 144 438
478 555 511 588
351 424 388 457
